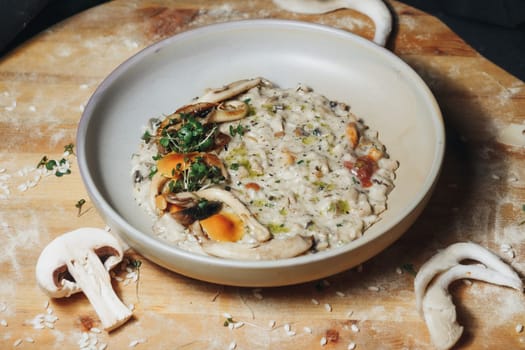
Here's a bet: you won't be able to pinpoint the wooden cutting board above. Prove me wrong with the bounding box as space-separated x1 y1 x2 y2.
1 1 524 349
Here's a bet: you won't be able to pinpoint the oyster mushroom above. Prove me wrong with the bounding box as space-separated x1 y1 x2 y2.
272 0 392 46
422 264 523 350
197 187 271 242
195 77 264 103
201 235 313 260
414 242 522 315
208 100 249 123
35 228 132 331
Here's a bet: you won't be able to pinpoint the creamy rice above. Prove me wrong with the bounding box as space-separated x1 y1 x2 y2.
131 79 398 258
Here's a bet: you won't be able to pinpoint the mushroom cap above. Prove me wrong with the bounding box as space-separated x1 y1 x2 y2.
35 228 124 298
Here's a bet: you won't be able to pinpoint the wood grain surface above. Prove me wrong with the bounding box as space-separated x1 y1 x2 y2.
1 1 524 349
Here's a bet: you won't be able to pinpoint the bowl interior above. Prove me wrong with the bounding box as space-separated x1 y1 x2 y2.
78 20 444 286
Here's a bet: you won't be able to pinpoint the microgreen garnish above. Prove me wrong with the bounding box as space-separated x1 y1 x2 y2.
159 114 217 153
229 124 249 137
75 199 86 217
170 157 224 193
223 316 236 327
127 258 142 301
400 263 417 276
37 144 75 177
141 130 152 144
64 143 75 155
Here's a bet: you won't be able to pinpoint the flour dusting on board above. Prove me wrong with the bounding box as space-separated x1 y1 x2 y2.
0 214 43 278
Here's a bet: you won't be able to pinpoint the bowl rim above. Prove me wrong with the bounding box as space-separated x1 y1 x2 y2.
77 18 445 271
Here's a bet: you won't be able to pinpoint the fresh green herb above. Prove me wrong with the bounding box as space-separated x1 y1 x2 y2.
267 223 290 234
64 143 75 155
127 258 142 300
229 124 249 137
148 166 158 179
230 163 240 171
170 157 224 193
142 130 152 144
522 204 525 212
37 144 74 177
159 114 217 153
242 98 256 117
297 159 305 165
75 199 86 217
400 263 417 276
37 156 48 168
223 316 235 327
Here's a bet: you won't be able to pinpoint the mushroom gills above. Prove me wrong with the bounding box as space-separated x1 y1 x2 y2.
422 264 523 350
35 228 132 331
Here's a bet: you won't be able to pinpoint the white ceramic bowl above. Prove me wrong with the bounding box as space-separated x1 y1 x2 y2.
77 19 444 287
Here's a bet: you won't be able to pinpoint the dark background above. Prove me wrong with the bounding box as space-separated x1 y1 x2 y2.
0 0 524 81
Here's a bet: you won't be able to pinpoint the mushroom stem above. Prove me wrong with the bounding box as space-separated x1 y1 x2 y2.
66 248 132 331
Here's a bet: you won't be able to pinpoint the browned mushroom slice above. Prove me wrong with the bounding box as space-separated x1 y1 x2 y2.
197 188 271 242
208 100 249 123
201 235 313 260
195 77 264 103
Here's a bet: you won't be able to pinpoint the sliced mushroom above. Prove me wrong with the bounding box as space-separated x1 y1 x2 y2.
201 235 313 260
208 100 249 123
195 77 263 103
272 0 392 46
414 242 522 315
150 172 169 212
422 264 523 350
171 199 223 226
35 228 132 331
197 187 271 242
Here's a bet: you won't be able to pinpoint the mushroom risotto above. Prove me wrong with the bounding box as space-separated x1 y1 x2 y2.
131 78 398 260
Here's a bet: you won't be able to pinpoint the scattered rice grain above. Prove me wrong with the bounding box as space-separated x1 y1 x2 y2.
268 320 276 329
25 337 35 343
0 319 7 327
303 326 313 334
320 337 327 346
348 342 357 350
228 341 237 350
90 327 102 334
336 291 345 297
311 298 320 305
367 286 380 292
395 267 403 275
324 303 332 312
351 324 359 333
516 324 524 333
13 338 23 347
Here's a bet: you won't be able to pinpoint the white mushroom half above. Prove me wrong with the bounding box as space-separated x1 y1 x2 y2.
422 264 523 350
35 228 132 331
195 77 263 103
272 0 392 46
414 242 522 315
201 235 313 260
